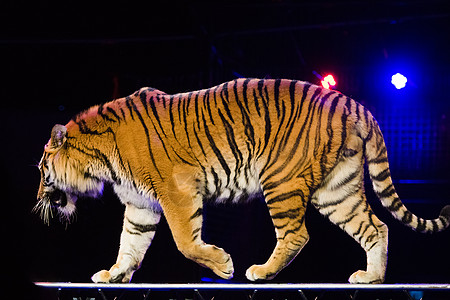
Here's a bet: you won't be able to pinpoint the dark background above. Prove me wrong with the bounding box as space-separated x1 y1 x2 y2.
1 0 450 298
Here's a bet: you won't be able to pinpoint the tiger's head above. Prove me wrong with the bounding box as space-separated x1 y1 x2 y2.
35 124 104 224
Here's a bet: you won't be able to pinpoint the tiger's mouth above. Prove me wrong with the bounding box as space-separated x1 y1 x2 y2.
34 188 77 224
49 189 67 208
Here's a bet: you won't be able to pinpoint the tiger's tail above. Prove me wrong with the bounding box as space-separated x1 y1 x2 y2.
364 117 450 233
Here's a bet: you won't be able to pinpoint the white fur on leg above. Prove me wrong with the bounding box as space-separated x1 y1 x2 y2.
92 204 161 283
349 224 388 284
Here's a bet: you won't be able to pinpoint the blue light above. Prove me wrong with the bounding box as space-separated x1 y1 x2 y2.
391 73 408 89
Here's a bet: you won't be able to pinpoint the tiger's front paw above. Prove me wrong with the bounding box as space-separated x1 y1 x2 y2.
91 270 112 283
245 264 277 281
91 269 131 283
348 270 384 284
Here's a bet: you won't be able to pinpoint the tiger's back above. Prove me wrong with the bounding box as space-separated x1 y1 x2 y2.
79 79 364 203
37 78 450 284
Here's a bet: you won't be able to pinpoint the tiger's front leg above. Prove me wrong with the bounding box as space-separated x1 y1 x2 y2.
92 204 161 283
158 172 234 279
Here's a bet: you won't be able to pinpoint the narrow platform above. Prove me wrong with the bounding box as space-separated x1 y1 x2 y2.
35 282 450 290
35 282 450 300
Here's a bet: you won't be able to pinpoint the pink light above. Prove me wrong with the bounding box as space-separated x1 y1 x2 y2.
324 74 336 86
321 74 336 89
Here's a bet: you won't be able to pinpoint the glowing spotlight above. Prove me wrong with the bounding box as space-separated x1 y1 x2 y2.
391 73 407 89
321 74 336 89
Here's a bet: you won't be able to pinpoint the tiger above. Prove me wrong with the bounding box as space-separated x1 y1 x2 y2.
35 78 450 284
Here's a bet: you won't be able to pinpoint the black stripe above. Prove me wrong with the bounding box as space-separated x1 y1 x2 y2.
271 208 301 220
258 80 271 156
182 93 188 121
431 219 439 233
125 97 135 120
193 125 207 157
364 234 378 251
261 86 321 183
212 85 219 106
139 91 149 116
202 112 231 180
232 80 256 151
125 228 141 235
125 161 139 191
387 197 403 212
262 99 288 167
181 95 192 149
98 104 117 122
330 169 360 191
274 78 281 118
335 213 358 226
205 90 215 126
371 169 391 182
192 228 201 242
148 95 168 138
129 100 163 179
253 89 261 116
190 208 203 220
377 183 396 199
416 218 426 232
120 108 126 120
315 185 361 210
401 210 413 224
222 82 229 102
352 220 365 238
278 82 305 152
186 91 192 113
67 142 119 183
177 94 183 123
439 215 449 228
266 189 306 206
194 92 200 130
343 148 358 158
210 167 221 196
325 93 342 153
218 109 243 175
106 107 122 123
221 86 235 123
280 215 306 239
242 78 251 112
337 95 349 160
367 157 389 164
127 217 158 233
169 95 177 138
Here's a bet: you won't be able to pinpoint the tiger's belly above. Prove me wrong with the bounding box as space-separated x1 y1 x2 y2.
114 182 162 211
203 166 262 203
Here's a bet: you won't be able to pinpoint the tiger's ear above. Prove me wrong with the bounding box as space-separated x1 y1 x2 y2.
45 124 67 152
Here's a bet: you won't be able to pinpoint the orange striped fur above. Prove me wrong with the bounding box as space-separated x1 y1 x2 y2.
36 78 450 283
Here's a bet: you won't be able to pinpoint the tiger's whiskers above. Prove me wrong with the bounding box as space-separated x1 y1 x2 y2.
32 199 53 225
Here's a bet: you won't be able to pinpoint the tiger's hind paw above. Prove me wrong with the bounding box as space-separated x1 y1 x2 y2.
348 270 384 284
245 264 277 281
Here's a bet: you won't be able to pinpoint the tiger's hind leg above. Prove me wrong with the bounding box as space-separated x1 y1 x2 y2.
312 144 388 284
246 179 310 281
